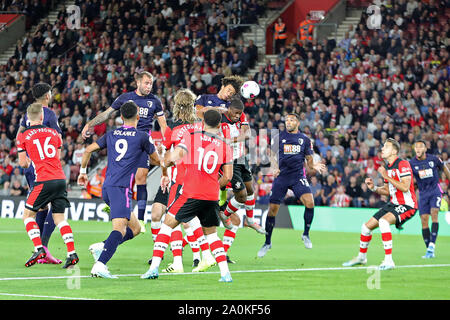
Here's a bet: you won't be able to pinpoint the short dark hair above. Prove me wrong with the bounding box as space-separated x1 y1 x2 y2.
120 100 138 119
286 113 300 121
415 139 427 147
386 137 400 154
32 83 52 100
229 98 244 111
204 109 221 128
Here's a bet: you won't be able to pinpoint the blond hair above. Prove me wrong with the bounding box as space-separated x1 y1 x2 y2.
173 89 198 123
27 103 43 122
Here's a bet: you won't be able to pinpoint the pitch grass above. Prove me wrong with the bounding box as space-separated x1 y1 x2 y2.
1 218 450 300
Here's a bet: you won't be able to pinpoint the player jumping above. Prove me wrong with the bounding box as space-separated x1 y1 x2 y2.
343 138 418 270
218 98 266 263
81 71 167 232
410 140 450 258
257 113 325 258
141 109 234 282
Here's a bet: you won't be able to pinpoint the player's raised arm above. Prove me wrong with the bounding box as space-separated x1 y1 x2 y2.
364 177 390 196
81 106 116 139
77 141 102 187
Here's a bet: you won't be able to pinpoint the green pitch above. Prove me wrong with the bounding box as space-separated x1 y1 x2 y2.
1 218 450 300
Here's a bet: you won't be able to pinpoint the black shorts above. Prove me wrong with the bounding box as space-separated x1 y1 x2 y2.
153 185 169 206
372 203 417 230
25 179 70 213
168 193 220 228
230 162 252 192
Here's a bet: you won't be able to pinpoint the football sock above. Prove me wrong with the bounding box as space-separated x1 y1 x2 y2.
184 226 200 260
57 221 75 256
35 208 47 233
378 218 392 260
137 185 147 221
206 232 229 276
41 207 55 247
430 222 439 247
119 227 134 244
150 223 172 269
359 223 372 260
245 194 255 224
170 225 183 267
303 207 314 236
98 230 122 265
151 219 162 242
225 197 243 217
24 217 43 250
223 226 238 252
188 217 213 261
265 216 276 245
422 228 430 248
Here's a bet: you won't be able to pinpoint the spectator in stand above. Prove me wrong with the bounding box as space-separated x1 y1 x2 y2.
10 179 27 196
330 185 351 207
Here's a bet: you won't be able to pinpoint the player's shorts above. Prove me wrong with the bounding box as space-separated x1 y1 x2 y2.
269 175 312 205
137 150 152 170
230 163 253 192
102 185 133 220
153 185 169 206
372 202 417 230
25 179 70 213
168 193 220 228
418 193 442 215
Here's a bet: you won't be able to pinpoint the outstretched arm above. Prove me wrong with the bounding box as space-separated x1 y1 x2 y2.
81 107 116 139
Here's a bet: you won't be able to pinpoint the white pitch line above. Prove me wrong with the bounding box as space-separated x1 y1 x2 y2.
1 264 449 281
0 293 102 300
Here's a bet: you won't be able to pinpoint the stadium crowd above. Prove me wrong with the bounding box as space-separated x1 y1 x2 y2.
0 0 449 209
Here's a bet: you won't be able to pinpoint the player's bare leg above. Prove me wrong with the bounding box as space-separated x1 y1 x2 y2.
257 203 279 258
52 213 78 269
343 217 379 267
300 193 314 249
150 202 166 242
135 167 149 233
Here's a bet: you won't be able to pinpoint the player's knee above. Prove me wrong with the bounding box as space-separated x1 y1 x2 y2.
235 191 247 203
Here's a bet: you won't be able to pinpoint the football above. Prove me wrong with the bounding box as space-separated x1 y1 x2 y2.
240 80 260 99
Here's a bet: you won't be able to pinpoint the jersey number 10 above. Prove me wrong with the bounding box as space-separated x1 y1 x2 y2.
197 147 219 174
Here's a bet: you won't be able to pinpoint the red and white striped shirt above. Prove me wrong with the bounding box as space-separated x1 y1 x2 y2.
384 157 418 208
